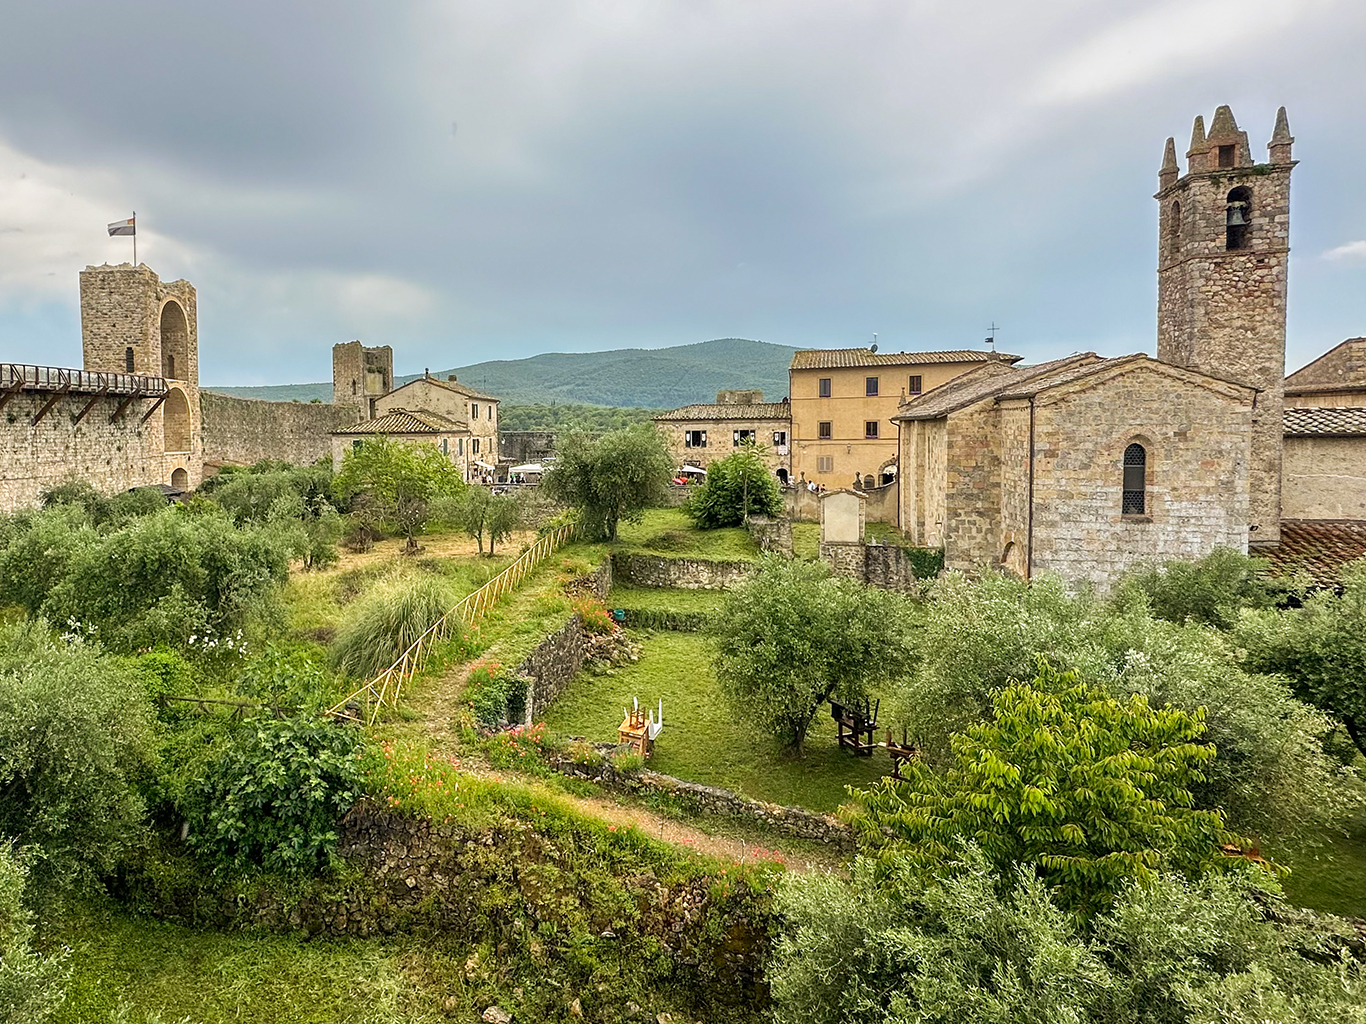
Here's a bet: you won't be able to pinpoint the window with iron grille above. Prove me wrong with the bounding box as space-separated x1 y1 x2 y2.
1122 443 1146 515
908 374 922 394
817 456 833 473
818 421 832 439
865 420 879 439
819 377 832 397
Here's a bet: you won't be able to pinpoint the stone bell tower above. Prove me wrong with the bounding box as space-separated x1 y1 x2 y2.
1155 105 1295 547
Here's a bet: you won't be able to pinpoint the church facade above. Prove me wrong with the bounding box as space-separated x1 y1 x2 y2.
895 105 1363 588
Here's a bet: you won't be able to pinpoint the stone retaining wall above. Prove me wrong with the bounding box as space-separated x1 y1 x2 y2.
611 553 753 590
549 749 854 851
744 515 792 556
518 558 613 722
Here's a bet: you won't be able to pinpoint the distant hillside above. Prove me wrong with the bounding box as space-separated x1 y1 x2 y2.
205 338 797 409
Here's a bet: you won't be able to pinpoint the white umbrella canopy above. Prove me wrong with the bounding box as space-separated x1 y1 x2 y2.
679 465 707 475
472 460 496 470
508 463 544 474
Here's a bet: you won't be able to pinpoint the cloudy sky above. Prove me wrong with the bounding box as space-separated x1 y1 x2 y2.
1 0 1364 387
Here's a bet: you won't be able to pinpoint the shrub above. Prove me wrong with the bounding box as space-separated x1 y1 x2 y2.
770 850 1366 1024
683 446 783 528
0 621 154 893
484 723 551 771
183 716 364 874
0 844 70 1021
573 596 615 635
1116 546 1299 629
330 571 460 679
849 664 1244 911
465 661 526 727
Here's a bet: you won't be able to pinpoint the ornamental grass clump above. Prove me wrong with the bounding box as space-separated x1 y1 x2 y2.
329 570 460 679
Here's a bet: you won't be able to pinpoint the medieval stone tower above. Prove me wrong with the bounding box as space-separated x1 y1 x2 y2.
79 263 202 490
1155 105 1294 547
332 340 393 419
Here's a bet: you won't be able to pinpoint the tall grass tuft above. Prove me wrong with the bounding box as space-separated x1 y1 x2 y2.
329 570 461 679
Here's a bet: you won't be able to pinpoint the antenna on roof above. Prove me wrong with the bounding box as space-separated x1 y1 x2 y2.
871 333 878 354
985 323 999 352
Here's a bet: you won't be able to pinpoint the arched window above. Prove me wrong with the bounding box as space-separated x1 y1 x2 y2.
160 300 189 380
1168 201 1181 255
1122 443 1147 515
1226 186 1251 250
125 347 135 373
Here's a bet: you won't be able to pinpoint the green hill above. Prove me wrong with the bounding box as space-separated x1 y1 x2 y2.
205 337 797 408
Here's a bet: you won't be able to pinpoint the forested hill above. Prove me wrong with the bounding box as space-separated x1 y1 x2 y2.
205 337 798 408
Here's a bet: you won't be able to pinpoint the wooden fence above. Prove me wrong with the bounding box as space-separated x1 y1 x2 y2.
327 522 578 724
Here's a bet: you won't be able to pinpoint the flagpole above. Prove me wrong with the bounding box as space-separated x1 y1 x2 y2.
132 211 137 266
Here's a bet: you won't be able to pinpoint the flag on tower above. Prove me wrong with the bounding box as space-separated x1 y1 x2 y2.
107 216 136 236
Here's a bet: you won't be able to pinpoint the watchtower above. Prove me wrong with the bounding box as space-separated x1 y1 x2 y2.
332 340 393 419
78 263 201 488
1155 105 1295 547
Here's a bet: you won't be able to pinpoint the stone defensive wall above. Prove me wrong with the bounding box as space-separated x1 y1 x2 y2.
0 386 173 511
200 392 354 470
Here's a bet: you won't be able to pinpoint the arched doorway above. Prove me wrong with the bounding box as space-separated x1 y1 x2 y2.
161 301 189 380
164 388 191 453
776 468 789 486
170 467 189 490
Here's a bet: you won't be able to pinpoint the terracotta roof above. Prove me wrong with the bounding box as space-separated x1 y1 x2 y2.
332 409 461 435
893 354 1101 421
789 348 1021 371
655 402 791 422
1263 520 1366 587
393 375 499 402
1283 406 1366 437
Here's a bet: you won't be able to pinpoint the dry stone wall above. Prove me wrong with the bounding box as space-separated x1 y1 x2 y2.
611 553 753 590
518 559 612 722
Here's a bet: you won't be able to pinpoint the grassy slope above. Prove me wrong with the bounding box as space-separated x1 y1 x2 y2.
612 508 758 562
50 907 477 1024
205 337 798 409
541 632 888 814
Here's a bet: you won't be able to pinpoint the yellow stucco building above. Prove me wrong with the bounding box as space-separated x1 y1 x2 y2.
788 348 1017 488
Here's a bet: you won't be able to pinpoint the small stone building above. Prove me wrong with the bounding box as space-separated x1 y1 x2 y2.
331 372 501 480
654 390 792 481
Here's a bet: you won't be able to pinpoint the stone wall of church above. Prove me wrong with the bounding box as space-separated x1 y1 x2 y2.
0 391 176 510
942 401 1003 571
997 402 1032 576
1026 371 1251 588
1282 436 1366 521
200 392 353 469
898 418 946 548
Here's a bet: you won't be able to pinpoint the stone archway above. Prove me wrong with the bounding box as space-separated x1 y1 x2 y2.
160 300 189 380
171 467 189 490
164 387 191 453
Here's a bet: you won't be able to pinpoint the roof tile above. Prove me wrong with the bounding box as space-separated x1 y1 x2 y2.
789 348 1021 371
332 409 461 435
655 403 791 422
1264 520 1366 587
1283 406 1366 437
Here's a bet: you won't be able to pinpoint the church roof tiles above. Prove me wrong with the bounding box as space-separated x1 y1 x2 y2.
1283 406 1366 437
892 353 1100 421
332 409 462 435
1264 520 1366 588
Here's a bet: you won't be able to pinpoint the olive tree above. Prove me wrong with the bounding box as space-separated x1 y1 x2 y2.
712 556 917 755
332 436 464 553
541 426 672 541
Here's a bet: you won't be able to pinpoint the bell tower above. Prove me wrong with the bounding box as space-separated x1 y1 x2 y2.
1156 105 1295 547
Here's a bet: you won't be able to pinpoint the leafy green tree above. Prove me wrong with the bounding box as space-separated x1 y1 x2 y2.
1236 559 1366 757
850 664 1242 910
1115 547 1301 629
712 556 917 755
541 426 672 541
683 443 784 528
0 844 70 1022
444 486 492 553
484 493 521 555
0 622 154 892
332 436 464 553
770 849 1366 1024
498 403 660 432
898 569 1351 840
183 716 364 874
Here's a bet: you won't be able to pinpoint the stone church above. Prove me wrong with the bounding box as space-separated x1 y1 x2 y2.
895 106 1366 588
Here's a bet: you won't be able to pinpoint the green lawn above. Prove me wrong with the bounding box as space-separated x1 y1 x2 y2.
540 632 889 813
1268 820 1366 919
613 508 758 562
792 522 819 560
47 905 478 1024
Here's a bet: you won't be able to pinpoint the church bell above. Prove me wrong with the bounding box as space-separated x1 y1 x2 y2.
1226 202 1248 227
